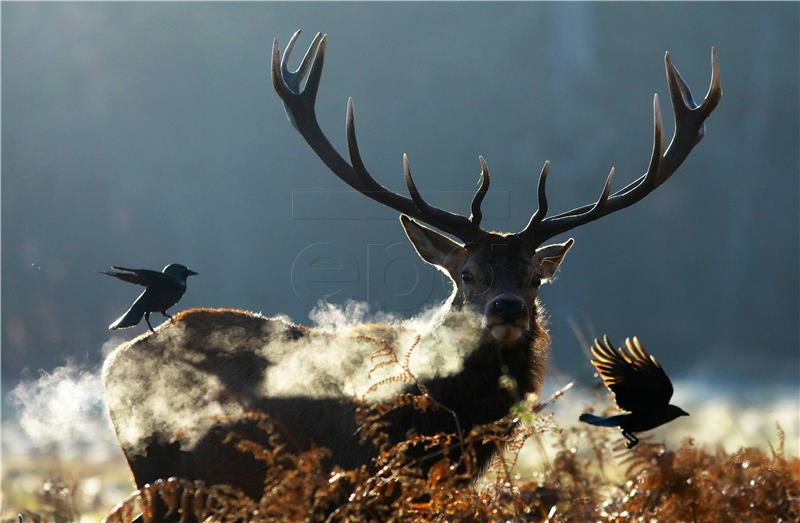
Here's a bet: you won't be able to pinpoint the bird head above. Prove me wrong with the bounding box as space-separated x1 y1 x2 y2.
163 264 198 280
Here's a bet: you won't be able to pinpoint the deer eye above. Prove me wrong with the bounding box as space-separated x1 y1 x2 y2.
460 271 475 284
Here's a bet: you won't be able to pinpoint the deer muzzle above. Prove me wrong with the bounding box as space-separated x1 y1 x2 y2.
485 295 529 342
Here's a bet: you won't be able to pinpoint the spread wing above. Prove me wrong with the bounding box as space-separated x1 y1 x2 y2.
590 336 674 412
102 266 173 287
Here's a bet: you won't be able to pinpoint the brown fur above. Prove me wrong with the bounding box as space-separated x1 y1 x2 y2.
103 302 552 499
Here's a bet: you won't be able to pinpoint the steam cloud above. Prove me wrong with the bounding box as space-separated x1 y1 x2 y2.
100 299 485 456
8 361 117 458
10 301 796 462
8 301 459 459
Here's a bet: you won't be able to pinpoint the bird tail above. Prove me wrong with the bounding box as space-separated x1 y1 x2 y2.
109 301 145 330
579 413 623 427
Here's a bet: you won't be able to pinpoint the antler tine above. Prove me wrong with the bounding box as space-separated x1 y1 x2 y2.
649 94 665 185
274 31 486 243
469 156 491 227
279 30 325 93
702 47 723 117
346 98 385 193
534 161 550 221
614 94 664 198
272 32 326 110
280 30 302 75
589 167 617 215
402 153 433 213
665 52 696 114
520 161 551 236
517 49 721 246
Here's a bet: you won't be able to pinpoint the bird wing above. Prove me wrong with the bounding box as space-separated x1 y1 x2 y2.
590 336 674 412
103 267 173 287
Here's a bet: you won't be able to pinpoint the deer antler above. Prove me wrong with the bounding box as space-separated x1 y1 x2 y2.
518 49 722 246
272 31 490 243
273 31 722 248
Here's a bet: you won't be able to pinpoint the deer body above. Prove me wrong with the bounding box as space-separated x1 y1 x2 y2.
103 30 720 499
103 301 550 499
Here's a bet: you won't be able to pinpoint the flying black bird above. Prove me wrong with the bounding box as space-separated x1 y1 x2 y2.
579 336 689 448
103 264 197 332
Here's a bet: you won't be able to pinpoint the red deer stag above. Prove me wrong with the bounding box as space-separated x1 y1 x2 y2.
103 31 721 501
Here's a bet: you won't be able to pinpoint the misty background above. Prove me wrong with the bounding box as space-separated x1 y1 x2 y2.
2 3 797 421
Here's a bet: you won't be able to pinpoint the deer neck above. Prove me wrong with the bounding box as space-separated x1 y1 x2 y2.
416 300 549 426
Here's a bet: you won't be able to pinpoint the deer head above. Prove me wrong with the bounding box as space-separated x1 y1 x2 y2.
271 31 721 344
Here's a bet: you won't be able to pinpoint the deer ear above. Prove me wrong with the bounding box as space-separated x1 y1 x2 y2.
533 238 574 281
400 215 465 270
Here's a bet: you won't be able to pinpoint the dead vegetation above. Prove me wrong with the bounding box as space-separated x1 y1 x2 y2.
8 408 798 522
9 345 799 522
9 338 799 522
89 395 800 523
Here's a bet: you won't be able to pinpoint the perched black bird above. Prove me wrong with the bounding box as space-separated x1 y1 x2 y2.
103 264 197 332
579 336 689 448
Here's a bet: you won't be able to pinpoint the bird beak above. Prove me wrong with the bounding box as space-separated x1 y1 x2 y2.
187 269 198 276
682 410 690 416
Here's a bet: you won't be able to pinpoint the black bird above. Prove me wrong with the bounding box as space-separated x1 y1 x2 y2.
103 264 197 332
579 336 689 448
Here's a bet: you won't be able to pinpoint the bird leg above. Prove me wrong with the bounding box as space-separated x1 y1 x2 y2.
161 310 173 321
144 312 155 333
622 430 639 449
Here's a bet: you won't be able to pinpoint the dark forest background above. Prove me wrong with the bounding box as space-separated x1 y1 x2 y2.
3 3 798 392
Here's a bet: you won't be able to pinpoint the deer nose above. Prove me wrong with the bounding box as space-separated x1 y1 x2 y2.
488 296 527 323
